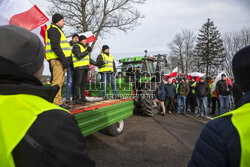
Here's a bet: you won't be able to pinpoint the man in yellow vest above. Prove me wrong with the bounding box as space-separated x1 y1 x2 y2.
0 25 94 167
188 45 250 167
45 13 71 109
72 35 95 104
96 45 119 100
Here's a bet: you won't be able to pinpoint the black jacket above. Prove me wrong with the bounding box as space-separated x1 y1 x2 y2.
233 82 243 105
164 83 176 98
196 82 210 97
96 53 117 72
72 43 96 70
188 91 250 167
47 24 70 63
0 57 95 167
216 80 232 96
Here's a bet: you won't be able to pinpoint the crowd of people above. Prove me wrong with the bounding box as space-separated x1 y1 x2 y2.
154 74 243 118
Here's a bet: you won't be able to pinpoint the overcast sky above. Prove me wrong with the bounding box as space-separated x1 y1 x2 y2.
33 0 250 75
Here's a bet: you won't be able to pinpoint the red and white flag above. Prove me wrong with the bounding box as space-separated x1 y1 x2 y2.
0 0 49 44
186 72 205 82
164 67 179 83
83 31 96 43
79 31 96 43
212 71 233 98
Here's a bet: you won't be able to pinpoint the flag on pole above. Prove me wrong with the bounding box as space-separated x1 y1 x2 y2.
164 67 179 83
0 0 49 44
83 31 96 43
186 72 205 82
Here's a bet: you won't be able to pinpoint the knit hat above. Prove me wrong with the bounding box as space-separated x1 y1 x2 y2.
102 45 110 52
72 33 79 39
200 77 205 80
79 35 87 41
52 13 64 24
0 25 44 75
221 73 226 77
232 45 250 92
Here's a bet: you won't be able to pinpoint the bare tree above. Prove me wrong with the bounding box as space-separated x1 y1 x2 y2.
168 29 196 74
47 0 145 48
223 27 250 78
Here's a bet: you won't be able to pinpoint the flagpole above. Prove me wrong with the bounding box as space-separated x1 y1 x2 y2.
96 41 102 51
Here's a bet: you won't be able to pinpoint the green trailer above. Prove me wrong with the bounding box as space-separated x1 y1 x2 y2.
69 98 133 137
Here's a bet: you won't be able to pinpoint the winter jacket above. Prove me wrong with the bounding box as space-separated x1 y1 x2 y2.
72 43 96 70
216 80 232 96
47 24 70 63
178 82 190 97
155 84 166 101
96 53 117 72
188 91 250 167
0 57 95 167
196 82 210 97
233 82 243 106
164 83 176 98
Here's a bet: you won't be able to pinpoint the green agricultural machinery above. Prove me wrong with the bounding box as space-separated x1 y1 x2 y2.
117 53 168 116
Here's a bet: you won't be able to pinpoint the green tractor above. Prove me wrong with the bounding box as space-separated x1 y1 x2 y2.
116 52 168 116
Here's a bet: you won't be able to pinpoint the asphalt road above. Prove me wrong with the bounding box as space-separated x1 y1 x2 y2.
85 114 208 167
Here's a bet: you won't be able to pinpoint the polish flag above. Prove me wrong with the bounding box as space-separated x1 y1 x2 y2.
164 67 179 83
79 31 96 43
0 0 49 44
84 31 96 43
186 72 205 82
212 71 233 98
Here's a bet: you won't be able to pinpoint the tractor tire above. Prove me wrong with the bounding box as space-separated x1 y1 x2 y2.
138 89 158 117
104 119 125 137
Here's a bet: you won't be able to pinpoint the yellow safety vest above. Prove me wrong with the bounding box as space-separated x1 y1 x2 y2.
45 24 72 60
210 82 216 97
99 53 114 72
216 103 250 167
72 43 90 68
191 82 196 94
0 94 68 167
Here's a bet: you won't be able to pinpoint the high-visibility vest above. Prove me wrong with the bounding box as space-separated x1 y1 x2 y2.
45 24 72 60
0 94 68 167
99 53 114 72
72 43 90 68
173 83 179 94
191 82 196 94
216 103 250 167
210 81 216 97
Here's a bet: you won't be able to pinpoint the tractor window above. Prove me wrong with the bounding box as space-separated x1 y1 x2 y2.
121 62 146 72
148 61 155 73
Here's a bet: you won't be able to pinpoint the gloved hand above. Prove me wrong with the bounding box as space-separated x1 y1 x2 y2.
61 59 68 69
87 46 92 52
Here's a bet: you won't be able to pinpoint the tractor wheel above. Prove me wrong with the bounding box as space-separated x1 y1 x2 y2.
138 89 158 117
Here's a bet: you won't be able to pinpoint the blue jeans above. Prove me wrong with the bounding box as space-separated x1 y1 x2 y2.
65 64 74 99
101 72 118 98
196 97 208 116
177 95 186 113
219 95 229 115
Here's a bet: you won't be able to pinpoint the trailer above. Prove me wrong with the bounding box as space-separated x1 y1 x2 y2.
69 97 134 137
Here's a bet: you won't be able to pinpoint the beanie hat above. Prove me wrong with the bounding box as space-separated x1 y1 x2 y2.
102 45 110 52
232 45 250 92
200 77 205 80
52 13 64 24
79 35 87 41
72 33 79 39
0 25 44 75
221 73 226 77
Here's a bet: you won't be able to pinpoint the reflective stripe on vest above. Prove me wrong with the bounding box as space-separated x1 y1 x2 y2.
45 24 72 60
216 103 250 167
99 53 114 72
72 43 90 68
0 94 69 167
176 84 179 94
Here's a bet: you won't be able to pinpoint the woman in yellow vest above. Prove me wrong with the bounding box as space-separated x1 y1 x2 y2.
0 25 94 167
72 35 96 104
96 45 119 100
189 45 250 167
